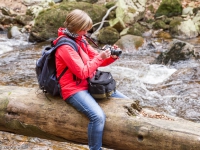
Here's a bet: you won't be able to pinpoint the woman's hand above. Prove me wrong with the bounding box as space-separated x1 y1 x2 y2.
99 49 111 59
110 45 119 59
98 44 120 59
110 55 118 59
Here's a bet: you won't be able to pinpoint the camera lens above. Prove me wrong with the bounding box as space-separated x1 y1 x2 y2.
111 49 122 56
102 45 122 57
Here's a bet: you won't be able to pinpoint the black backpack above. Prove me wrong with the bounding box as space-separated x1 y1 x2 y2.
35 37 78 97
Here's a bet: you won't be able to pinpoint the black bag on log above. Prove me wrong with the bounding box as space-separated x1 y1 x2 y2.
88 70 116 99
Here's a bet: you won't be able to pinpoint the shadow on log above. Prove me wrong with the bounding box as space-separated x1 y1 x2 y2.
0 86 200 150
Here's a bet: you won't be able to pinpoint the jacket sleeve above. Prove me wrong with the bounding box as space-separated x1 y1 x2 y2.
86 44 118 67
56 45 104 80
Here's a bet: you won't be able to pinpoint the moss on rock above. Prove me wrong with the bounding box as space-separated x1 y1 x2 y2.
155 42 186 64
97 27 120 44
0 98 9 123
109 17 126 32
155 0 182 18
127 22 148 36
152 20 169 30
29 2 107 42
168 17 183 35
169 17 182 28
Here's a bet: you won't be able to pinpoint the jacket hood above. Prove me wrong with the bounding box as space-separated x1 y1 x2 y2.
58 27 65 37
53 27 82 45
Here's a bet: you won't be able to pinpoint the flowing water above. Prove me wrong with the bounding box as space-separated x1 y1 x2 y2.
0 32 200 149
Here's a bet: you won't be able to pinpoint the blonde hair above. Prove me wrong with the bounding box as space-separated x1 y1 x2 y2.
63 9 93 33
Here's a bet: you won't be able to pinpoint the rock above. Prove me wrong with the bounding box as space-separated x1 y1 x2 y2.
97 26 120 44
7 26 22 39
115 34 145 52
114 0 146 25
155 0 182 18
170 19 199 39
29 1 107 42
154 39 195 65
109 17 126 32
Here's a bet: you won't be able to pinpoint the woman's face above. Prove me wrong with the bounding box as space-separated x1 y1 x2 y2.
77 30 88 36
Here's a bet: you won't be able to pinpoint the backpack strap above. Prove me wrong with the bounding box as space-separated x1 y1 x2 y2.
54 37 78 51
54 36 87 82
53 37 78 81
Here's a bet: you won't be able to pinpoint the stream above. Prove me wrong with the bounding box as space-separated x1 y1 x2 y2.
0 32 199 149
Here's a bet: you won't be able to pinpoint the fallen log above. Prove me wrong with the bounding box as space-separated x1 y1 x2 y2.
0 86 200 150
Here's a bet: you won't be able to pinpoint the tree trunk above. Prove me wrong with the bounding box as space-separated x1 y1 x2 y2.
0 86 200 150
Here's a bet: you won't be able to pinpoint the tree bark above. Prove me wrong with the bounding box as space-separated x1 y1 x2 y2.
0 86 200 150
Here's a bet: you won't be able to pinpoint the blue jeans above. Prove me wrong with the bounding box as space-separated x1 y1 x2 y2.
66 90 128 150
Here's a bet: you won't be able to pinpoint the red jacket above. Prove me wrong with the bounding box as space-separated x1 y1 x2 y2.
54 27 117 100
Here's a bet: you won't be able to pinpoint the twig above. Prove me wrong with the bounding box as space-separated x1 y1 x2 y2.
91 5 117 39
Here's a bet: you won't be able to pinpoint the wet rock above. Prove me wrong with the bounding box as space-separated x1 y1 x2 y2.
7 26 22 39
154 39 195 65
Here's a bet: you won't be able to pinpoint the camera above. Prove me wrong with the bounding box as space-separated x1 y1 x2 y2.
103 45 122 57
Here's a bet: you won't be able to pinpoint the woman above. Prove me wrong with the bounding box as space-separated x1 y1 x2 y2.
54 9 128 150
